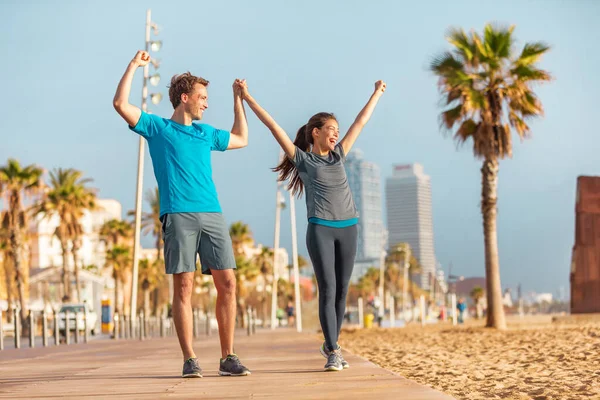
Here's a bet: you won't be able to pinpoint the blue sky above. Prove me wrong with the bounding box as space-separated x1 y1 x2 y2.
2 0 598 295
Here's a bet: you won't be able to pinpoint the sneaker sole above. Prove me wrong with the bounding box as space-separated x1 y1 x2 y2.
218 370 252 377
324 365 343 372
182 373 203 378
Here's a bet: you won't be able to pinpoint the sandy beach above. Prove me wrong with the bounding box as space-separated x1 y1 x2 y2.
340 316 600 400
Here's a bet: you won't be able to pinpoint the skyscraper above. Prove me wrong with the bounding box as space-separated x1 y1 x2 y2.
345 149 385 281
385 163 436 289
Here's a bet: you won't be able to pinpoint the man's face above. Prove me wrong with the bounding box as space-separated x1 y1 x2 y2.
184 83 208 120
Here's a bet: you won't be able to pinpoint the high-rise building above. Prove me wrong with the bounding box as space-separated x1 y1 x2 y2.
385 163 436 289
345 149 385 282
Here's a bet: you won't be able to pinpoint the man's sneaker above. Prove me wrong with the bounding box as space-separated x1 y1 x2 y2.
219 354 251 376
324 349 343 372
182 357 203 378
320 342 349 369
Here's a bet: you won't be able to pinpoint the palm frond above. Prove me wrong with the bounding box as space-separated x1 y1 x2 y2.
516 42 551 66
446 27 475 63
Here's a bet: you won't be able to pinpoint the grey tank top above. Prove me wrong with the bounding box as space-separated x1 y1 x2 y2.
291 143 358 221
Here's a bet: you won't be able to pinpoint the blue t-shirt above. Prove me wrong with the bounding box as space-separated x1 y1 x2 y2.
129 111 230 216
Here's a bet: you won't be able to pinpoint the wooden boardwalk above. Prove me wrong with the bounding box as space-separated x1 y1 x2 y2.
0 329 453 399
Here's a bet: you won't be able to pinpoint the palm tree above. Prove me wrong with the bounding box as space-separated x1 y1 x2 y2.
470 286 485 319
229 222 254 258
387 243 422 316
138 258 163 317
0 221 13 322
0 159 44 327
67 177 97 302
253 246 273 326
430 24 551 329
234 255 259 328
357 267 380 298
99 219 133 249
142 188 162 260
105 245 131 317
134 187 166 316
36 168 95 302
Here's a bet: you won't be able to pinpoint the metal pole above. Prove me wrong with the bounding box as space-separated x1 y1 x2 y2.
0 309 3 350
378 249 386 319
402 246 411 323
54 310 59 345
289 193 302 332
451 293 457 326
193 309 198 339
74 311 80 344
65 310 70 345
42 310 48 347
28 311 35 348
270 177 283 330
130 8 152 325
390 296 395 328
246 307 252 336
205 311 211 336
13 308 20 349
114 313 120 340
84 309 89 344
420 295 426 327
139 312 144 341
358 297 364 328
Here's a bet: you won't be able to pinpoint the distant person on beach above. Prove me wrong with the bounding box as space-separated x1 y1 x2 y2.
238 79 386 372
113 50 251 378
286 300 295 326
457 298 467 324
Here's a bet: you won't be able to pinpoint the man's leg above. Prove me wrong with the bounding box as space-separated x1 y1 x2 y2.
211 269 236 358
172 272 196 360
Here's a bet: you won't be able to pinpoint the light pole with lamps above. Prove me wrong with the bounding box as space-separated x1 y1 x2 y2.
130 9 163 326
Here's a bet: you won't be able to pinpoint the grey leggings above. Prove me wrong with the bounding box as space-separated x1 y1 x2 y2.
306 223 358 352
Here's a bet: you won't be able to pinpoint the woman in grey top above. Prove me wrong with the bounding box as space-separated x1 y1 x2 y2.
239 80 386 371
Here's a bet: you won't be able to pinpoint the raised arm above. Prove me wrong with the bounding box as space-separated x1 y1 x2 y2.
239 82 296 159
227 79 249 150
113 51 149 127
339 80 386 155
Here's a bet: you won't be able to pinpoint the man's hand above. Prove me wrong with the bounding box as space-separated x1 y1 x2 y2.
374 80 386 95
132 50 151 67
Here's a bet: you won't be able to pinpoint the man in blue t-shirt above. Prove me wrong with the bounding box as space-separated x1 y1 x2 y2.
114 50 250 378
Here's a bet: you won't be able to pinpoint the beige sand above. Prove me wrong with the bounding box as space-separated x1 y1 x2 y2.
340 317 600 400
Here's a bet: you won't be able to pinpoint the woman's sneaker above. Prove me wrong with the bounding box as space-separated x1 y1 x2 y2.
320 342 349 369
324 350 344 372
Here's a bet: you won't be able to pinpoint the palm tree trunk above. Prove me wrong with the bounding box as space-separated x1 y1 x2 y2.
481 158 507 330
143 288 150 318
72 240 82 303
114 275 120 316
59 237 71 301
3 255 14 323
261 273 268 327
10 229 28 331
152 287 159 316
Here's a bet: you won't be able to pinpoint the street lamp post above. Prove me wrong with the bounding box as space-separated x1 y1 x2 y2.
289 193 302 332
378 230 388 320
270 183 283 329
130 9 162 325
402 244 411 322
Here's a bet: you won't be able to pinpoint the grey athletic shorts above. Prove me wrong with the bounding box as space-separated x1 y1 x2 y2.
161 212 236 275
